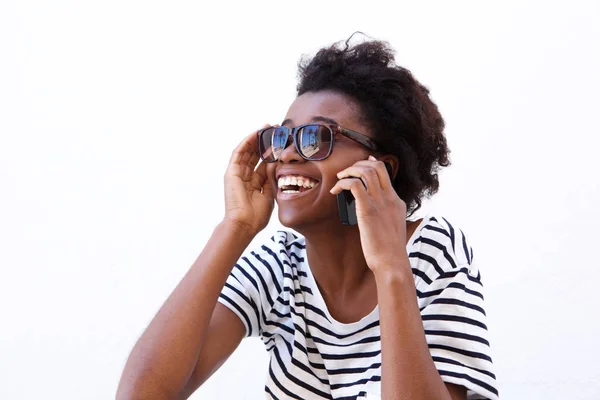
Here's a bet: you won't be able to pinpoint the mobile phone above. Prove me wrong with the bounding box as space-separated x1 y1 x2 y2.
337 161 393 225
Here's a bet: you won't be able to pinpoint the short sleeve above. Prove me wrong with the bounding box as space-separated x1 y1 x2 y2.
218 231 292 338
412 217 499 399
218 255 262 337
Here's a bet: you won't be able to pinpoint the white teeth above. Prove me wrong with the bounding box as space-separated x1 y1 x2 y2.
277 175 319 189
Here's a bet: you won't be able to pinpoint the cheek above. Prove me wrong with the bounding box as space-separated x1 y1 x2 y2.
328 147 371 173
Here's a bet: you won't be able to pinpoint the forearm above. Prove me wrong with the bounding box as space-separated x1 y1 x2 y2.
117 221 255 400
374 258 452 400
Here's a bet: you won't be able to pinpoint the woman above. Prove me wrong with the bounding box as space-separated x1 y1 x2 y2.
117 38 498 400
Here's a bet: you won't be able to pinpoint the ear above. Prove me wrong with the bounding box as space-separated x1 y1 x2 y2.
377 155 400 180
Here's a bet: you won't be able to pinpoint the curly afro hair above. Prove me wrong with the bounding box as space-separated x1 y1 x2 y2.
297 36 451 217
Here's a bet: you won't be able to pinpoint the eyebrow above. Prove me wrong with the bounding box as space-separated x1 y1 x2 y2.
280 116 340 127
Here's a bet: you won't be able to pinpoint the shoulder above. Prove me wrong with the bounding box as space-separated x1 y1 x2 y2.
409 215 479 282
267 230 305 252
235 230 305 285
253 230 305 264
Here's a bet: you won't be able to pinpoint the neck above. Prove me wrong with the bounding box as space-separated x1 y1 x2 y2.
296 219 374 299
294 217 421 300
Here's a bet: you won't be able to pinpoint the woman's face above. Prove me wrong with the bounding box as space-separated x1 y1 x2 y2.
267 90 375 230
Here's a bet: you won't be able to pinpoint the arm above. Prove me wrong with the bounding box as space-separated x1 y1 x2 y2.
179 303 246 398
116 221 254 400
374 261 466 400
332 156 466 400
117 129 274 399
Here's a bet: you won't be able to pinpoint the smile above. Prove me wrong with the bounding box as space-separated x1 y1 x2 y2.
277 175 319 194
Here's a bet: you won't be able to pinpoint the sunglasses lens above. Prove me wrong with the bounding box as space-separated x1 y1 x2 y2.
299 125 332 160
259 125 333 161
260 127 288 161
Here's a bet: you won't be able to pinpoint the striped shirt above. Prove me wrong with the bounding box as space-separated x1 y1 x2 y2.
218 215 498 399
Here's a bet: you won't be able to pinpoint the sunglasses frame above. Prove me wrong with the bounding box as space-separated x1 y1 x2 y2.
257 123 384 162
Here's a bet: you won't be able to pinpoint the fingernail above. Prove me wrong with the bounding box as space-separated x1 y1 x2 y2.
369 155 376 161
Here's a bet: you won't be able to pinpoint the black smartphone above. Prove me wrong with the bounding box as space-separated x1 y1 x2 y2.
337 161 393 225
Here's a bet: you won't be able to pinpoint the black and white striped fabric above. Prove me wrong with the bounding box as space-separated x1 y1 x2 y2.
218 215 498 399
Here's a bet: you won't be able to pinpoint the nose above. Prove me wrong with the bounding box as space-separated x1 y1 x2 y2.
277 134 303 164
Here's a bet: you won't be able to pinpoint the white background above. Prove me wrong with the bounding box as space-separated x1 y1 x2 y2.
1 1 599 399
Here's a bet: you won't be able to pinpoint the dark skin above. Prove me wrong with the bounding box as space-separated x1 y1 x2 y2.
117 90 466 400
271 91 421 324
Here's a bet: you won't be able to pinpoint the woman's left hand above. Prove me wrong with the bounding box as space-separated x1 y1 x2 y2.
330 156 408 273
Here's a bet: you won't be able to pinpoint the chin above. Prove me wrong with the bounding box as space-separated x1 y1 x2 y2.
277 208 306 229
277 206 338 233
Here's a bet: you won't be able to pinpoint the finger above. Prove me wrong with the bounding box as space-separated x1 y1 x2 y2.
337 157 393 192
229 131 259 166
329 177 368 204
239 147 261 173
367 155 394 191
229 124 270 166
337 164 382 194
253 161 274 197
248 151 260 171
243 152 262 182
251 161 267 189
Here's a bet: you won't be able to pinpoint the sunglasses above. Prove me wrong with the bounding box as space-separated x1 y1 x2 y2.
258 123 384 162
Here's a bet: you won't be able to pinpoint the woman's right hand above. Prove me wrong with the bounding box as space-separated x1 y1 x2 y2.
222 128 275 236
